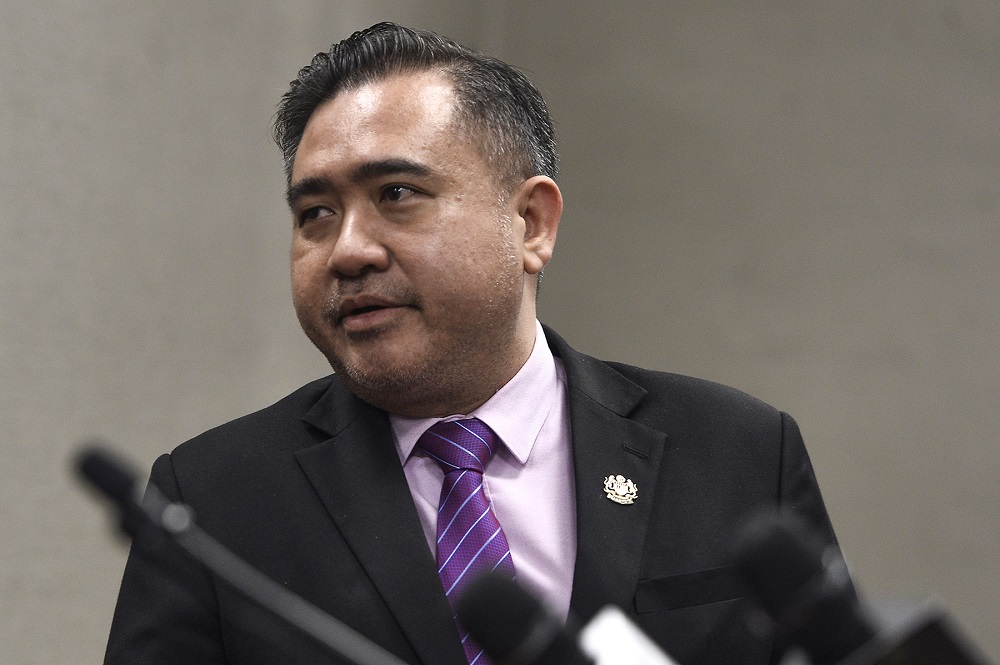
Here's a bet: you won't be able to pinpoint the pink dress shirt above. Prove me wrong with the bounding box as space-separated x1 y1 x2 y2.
390 320 577 620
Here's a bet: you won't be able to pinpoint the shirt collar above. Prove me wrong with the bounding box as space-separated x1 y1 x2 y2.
391 320 557 466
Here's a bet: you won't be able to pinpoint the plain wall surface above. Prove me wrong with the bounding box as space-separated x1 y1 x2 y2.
3 1 997 662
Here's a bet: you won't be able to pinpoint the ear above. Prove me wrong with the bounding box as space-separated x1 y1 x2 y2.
513 176 562 276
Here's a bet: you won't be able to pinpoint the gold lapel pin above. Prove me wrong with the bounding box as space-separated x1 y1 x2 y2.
603 474 637 505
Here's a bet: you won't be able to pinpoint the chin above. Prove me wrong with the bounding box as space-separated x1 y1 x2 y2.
332 349 461 415
330 349 423 393
337 373 427 414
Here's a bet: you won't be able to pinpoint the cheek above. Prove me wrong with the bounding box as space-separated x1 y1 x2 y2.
290 244 325 287
290 260 328 317
289 268 310 305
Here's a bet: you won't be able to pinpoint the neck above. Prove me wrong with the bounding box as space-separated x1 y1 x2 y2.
387 317 538 418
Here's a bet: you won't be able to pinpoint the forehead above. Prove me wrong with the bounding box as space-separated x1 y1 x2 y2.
291 70 475 181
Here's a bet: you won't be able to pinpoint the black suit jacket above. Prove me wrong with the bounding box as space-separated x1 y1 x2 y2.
106 327 841 665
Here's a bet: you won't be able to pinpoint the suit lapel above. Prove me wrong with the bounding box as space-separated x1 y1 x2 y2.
545 327 668 622
295 383 466 665
289 328 668 657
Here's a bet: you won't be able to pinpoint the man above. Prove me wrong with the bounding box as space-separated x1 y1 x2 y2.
106 23 842 665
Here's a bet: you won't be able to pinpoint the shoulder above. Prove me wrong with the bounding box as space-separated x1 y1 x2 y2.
544 324 784 430
607 360 778 418
602 361 791 454
180 375 338 449
162 375 345 487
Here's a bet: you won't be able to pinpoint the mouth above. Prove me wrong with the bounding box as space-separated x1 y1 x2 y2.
335 295 411 328
343 304 387 318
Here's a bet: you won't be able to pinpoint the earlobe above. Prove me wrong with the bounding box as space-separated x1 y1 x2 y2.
517 176 562 275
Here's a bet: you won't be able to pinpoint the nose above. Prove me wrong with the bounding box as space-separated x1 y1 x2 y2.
326 209 390 278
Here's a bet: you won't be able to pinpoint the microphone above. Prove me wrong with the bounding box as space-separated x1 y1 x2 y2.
733 510 875 665
456 573 592 664
77 445 138 505
456 573 679 665
75 443 409 665
75 443 167 540
733 510 993 665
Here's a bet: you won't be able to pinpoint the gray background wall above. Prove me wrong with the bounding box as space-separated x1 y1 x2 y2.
3 1 997 662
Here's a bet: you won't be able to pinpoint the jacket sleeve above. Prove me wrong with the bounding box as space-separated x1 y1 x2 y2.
778 412 842 550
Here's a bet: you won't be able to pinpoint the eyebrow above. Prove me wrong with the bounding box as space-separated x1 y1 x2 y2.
285 158 435 208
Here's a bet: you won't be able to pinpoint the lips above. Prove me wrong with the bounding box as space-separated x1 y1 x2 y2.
335 294 408 324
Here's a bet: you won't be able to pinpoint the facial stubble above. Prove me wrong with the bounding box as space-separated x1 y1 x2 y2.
304 216 529 417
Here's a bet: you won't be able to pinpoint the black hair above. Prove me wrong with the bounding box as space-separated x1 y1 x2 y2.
272 22 558 188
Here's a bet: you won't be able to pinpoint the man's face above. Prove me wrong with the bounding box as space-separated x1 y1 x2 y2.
288 71 550 417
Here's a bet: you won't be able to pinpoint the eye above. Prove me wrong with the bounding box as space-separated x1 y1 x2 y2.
298 206 333 226
380 185 418 203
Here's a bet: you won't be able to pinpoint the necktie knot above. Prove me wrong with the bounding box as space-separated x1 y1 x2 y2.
416 418 498 475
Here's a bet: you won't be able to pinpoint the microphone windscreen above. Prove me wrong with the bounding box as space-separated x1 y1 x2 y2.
733 510 827 617
733 510 876 665
75 443 139 505
456 573 591 665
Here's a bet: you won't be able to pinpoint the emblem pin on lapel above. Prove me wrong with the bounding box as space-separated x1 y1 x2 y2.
603 474 637 505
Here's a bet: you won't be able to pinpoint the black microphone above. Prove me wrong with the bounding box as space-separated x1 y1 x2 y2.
734 510 993 665
76 444 138 505
75 443 159 539
456 573 680 665
456 573 593 664
734 510 875 665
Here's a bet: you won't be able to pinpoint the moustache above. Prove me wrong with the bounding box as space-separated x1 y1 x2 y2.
323 278 420 324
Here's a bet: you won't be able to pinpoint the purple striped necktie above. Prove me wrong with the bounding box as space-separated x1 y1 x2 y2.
416 418 516 665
